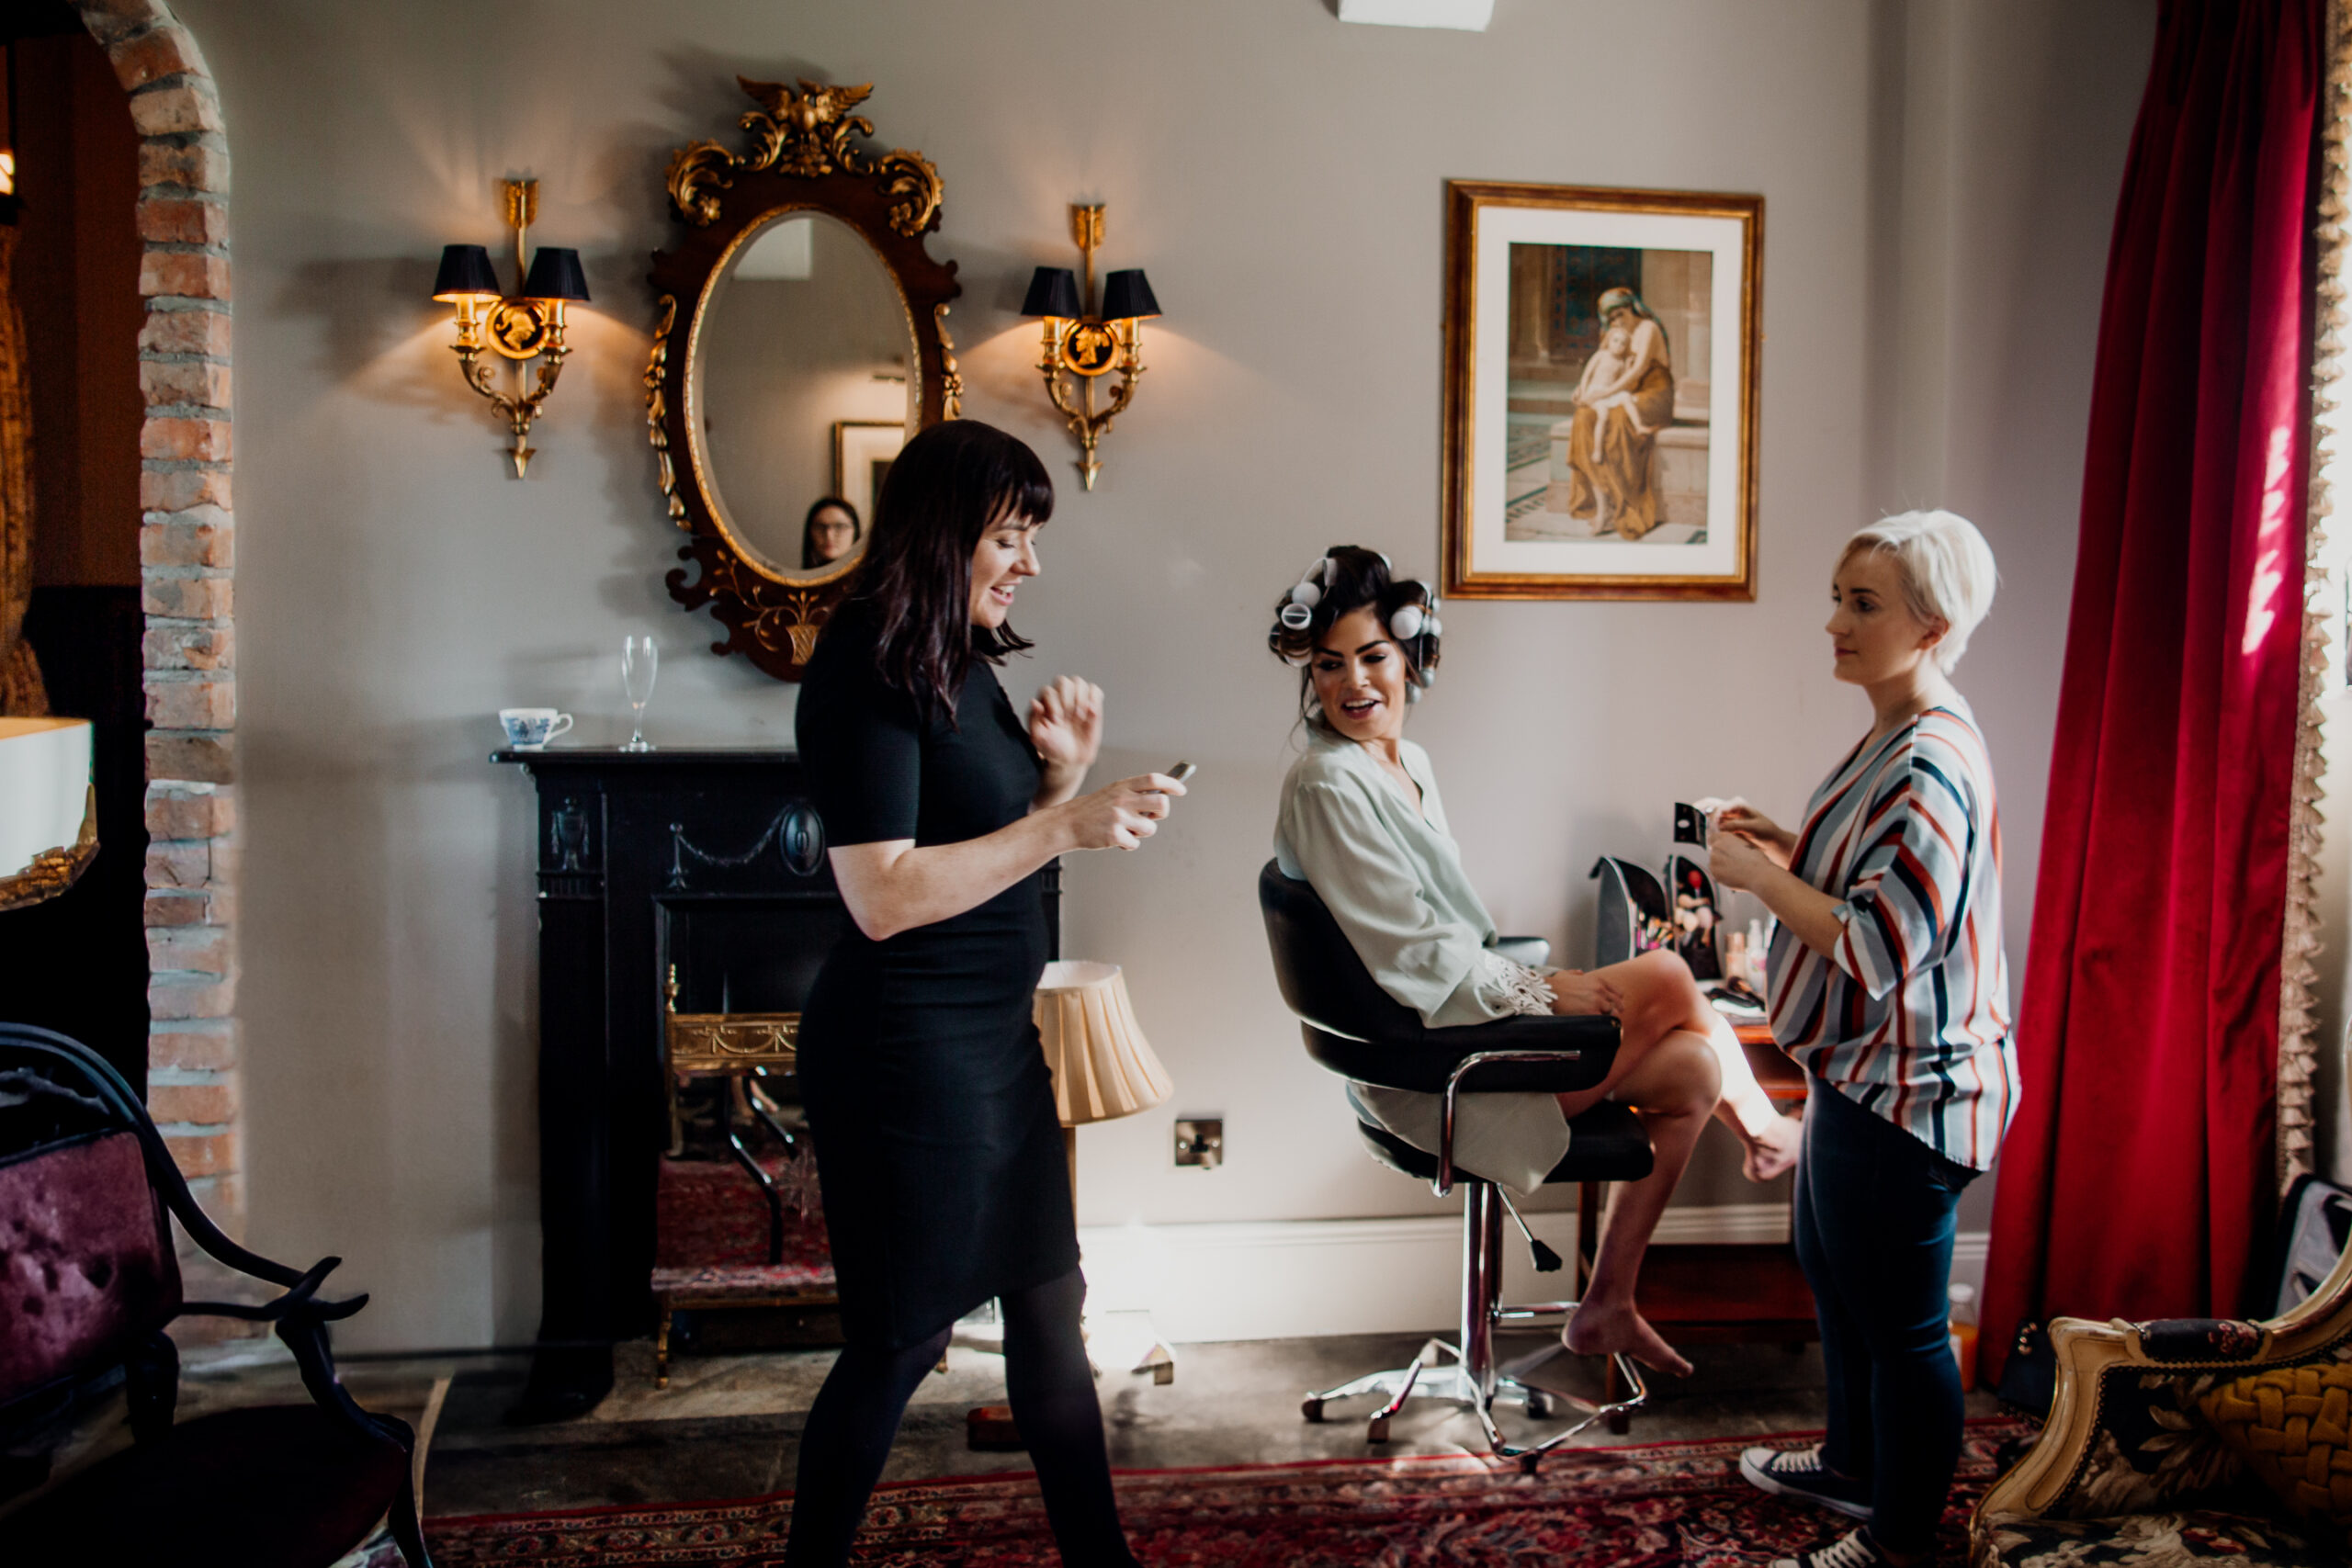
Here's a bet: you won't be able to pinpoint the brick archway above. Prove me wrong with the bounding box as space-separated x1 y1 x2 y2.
71 0 238 1231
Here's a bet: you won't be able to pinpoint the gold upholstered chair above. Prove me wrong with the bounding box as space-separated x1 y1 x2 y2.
1970 1241 2352 1566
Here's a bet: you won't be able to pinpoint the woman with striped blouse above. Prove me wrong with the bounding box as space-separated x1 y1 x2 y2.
1708 511 2019 1568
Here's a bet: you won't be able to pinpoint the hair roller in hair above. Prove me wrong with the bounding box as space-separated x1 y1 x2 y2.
1388 604 1426 641
1289 580 1323 609
1278 602 1313 631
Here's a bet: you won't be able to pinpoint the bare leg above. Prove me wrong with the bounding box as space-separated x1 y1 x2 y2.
1568 951 1800 1182
1544 952 1801 1372
1558 1028 1716 1375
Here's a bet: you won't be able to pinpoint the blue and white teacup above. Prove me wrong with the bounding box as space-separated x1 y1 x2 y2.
499 708 574 750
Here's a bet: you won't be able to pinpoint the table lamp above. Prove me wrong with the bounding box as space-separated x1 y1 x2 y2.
1034 960 1172 1186
978 960 1178 1416
0 717 96 912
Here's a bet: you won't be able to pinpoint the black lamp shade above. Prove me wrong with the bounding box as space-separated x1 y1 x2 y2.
520 246 591 304
1100 269 1161 321
432 243 502 301
1021 266 1082 320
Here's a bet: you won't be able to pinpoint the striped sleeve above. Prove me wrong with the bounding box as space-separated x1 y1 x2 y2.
1830 742 1974 1000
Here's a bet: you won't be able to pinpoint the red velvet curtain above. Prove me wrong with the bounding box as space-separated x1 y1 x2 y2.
1981 0 2324 1381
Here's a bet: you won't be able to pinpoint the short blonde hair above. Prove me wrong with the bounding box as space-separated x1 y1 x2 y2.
1838 510 1997 672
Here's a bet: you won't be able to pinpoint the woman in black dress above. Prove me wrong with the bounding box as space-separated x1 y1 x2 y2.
788 420 1182 1567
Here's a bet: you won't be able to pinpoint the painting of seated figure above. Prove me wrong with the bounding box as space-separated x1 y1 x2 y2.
1444 183 1759 601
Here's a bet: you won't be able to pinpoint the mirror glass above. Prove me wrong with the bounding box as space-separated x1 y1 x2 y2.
695 211 917 580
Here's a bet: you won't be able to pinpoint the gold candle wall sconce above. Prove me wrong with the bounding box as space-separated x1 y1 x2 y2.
1019 204 1162 491
431 179 592 478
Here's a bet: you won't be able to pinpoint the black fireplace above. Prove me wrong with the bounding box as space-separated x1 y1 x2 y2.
494 745 1059 1419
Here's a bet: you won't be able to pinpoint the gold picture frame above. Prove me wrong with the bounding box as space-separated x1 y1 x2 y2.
1441 181 1762 601
831 419 905 526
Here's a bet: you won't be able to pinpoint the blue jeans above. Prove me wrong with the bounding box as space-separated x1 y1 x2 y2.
1792 1080 1977 1555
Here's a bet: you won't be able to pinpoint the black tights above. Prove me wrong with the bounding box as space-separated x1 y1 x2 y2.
783 1268 1137 1567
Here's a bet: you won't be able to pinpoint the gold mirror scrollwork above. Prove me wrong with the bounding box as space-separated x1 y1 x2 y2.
647 77 964 682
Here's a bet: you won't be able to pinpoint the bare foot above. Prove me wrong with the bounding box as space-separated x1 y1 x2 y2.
1741 1111 1803 1183
1564 1301 1693 1377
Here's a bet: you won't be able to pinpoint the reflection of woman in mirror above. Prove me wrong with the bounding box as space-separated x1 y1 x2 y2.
801 496 862 570
1266 547 1799 1377
790 421 1181 1568
1564 287 1676 539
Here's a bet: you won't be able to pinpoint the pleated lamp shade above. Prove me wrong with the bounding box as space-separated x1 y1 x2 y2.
1033 961 1173 1127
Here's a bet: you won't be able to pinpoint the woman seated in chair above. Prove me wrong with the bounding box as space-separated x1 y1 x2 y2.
1267 546 1802 1375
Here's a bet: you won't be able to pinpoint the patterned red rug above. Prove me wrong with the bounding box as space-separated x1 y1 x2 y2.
426 1418 2034 1565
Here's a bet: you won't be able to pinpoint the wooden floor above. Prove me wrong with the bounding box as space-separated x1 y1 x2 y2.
167 1325 2004 1520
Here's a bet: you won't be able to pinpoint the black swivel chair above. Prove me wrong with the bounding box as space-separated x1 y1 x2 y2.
1258 862 1657 1468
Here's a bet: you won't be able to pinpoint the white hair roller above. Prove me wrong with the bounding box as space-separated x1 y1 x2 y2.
1283 649 1310 667
1288 580 1322 609
1278 602 1313 631
1388 604 1425 641
1425 615 1442 637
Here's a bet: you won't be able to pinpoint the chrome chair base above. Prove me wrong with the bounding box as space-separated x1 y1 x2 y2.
1300 1330 1646 1470
1297 1186 1649 1470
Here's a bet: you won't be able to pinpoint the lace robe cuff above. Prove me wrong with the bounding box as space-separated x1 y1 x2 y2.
1470 949 1556 1019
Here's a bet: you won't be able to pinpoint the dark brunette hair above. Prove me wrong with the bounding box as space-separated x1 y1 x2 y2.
1266 545 1441 734
800 495 862 570
845 420 1053 726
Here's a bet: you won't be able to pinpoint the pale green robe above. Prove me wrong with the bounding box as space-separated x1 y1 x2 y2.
1273 728 1569 1193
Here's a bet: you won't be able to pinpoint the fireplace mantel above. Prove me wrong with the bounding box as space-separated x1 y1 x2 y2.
492 744 1060 1420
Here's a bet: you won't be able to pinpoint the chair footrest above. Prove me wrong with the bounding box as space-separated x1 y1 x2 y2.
1354 1100 1655 1185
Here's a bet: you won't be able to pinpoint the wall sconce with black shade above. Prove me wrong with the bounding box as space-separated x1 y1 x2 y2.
432 179 590 478
1020 204 1162 491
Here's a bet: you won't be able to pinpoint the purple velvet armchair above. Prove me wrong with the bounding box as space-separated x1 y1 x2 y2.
0 1024 430 1567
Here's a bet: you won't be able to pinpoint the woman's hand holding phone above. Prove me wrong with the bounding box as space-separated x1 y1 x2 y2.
1062 773 1187 852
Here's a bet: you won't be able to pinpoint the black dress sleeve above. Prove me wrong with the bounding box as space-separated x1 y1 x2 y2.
797 634 923 847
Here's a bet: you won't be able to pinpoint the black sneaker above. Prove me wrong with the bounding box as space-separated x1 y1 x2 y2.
1770 1527 1892 1568
1738 1444 1873 1519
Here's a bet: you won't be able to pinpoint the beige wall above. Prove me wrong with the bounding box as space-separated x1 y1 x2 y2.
172 0 2151 1348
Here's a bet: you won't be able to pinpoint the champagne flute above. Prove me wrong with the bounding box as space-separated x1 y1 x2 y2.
621 635 659 752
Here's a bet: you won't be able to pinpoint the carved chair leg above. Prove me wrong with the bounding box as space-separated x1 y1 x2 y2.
655 1305 674 1391
387 1460 436 1568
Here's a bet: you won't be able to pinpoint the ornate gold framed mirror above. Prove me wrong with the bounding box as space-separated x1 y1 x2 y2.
646 78 963 681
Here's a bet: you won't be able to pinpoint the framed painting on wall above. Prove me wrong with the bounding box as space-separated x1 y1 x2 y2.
1441 181 1762 600
832 420 906 527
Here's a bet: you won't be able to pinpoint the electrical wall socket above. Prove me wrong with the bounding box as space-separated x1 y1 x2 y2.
1172 1118 1224 1169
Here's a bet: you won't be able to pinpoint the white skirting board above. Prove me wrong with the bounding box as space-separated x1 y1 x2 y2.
1077 1210 1992 1346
